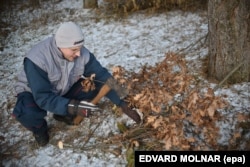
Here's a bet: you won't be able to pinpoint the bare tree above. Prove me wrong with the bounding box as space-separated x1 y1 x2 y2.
83 0 98 8
208 0 250 83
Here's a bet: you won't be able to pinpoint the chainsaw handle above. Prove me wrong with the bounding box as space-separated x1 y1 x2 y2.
73 84 111 125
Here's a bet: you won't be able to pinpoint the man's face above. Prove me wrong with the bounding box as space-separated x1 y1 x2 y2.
59 46 82 61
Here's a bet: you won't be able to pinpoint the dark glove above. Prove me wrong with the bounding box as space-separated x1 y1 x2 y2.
68 99 100 117
120 102 142 124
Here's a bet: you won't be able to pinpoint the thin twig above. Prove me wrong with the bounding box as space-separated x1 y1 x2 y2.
178 34 207 54
82 119 104 148
214 61 244 90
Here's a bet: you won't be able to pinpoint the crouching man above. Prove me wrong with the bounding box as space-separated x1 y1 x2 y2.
13 22 141 147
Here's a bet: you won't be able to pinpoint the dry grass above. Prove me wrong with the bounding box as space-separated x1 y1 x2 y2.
99 0 208 17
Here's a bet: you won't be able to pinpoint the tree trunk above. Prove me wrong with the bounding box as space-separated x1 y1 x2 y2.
208 0 250 83
83 0 98 8
29 0 40 8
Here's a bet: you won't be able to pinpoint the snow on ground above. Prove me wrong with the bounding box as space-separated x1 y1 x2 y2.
0 0 249 166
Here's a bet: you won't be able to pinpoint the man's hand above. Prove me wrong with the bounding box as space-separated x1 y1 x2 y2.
120 102 142 124
68 100 100 117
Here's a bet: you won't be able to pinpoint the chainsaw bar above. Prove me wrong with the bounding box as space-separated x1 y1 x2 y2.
81 75 128 99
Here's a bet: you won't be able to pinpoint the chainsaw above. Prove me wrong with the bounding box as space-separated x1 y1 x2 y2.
73 76 129 125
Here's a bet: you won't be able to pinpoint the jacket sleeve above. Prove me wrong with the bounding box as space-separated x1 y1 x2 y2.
24 58 70 115
83 53 123 106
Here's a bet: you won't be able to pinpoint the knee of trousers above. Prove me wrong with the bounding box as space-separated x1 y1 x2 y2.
12 92 47 132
